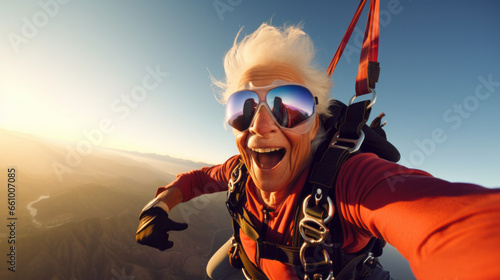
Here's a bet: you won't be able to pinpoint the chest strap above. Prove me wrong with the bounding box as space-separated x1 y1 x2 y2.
226 161 302 265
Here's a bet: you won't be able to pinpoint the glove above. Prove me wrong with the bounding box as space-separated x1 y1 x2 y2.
136 199 188 251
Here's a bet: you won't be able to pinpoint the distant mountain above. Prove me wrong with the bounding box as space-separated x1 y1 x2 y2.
0 129 232 280
0 129 210 200
11 193 231 280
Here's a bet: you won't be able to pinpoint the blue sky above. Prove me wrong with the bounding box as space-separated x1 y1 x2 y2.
1 0 499 187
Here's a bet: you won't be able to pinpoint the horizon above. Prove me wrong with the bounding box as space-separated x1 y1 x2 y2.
1 127 213 165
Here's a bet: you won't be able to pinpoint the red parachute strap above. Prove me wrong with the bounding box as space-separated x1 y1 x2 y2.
355 0 380 96
327 0 380 97
326 0 367 77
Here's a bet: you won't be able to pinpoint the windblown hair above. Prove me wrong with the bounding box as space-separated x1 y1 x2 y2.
213 23 333 117
212 23 334 152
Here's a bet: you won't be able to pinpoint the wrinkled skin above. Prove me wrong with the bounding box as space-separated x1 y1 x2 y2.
233 64 319 208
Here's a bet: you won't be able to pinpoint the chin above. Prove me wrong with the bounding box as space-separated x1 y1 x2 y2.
249 159 292 192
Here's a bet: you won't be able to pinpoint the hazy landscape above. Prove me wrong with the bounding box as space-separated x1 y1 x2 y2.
0 128 415 279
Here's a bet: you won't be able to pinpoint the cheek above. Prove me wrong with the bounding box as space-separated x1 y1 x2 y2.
235 132 250 163
293 119 318 163
287 133 313 170
235 133 245 150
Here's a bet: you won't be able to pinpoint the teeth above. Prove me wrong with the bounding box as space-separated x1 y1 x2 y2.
251 148 281 153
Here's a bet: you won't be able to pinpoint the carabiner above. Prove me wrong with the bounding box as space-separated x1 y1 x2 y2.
349 88 377 109
299 194 334 245
300 243 334 280
302 194 334 224
228 164 243 193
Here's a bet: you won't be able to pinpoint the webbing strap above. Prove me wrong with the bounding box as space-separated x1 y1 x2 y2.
258 242 302 266
327 0 380 96
357 0 380 95
326 0 368 76
302 100 372 277
309 100 371 195
238 243 269 280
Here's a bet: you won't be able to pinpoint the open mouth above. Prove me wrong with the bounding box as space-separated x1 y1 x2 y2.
251 147 286 169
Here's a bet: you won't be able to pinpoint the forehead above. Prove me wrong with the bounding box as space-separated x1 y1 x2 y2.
238 64 304 88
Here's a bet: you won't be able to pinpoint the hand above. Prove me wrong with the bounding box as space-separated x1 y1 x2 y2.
136 207 188 251
370 112 387 128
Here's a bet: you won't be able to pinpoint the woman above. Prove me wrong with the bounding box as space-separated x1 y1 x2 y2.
136 23 500 280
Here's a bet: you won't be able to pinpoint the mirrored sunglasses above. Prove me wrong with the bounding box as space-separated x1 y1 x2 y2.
226 84 317 134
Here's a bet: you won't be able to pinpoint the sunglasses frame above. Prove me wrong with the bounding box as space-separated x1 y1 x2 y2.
226 80 318 134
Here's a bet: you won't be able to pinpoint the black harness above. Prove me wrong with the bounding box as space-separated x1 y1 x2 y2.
226 98 391 280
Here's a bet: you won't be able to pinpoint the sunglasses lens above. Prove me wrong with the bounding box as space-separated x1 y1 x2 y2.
267 85 315 128
226 85 315 132
226 90 258 131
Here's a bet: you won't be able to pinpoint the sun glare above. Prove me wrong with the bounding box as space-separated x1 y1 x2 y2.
0 85 79 141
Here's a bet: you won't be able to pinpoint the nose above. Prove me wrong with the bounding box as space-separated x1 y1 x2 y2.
248 106 278 136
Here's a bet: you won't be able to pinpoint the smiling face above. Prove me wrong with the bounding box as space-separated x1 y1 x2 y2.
233 64 319 193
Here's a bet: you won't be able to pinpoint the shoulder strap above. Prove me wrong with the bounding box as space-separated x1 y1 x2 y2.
226 160 305 266
299 99 373 279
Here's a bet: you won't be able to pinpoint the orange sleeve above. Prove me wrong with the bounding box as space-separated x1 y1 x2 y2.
336 153 500 279
155 155 240 201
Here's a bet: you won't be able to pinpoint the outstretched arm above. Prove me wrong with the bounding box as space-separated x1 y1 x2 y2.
336 153 500 279
154 155 240 202
136 155 240 250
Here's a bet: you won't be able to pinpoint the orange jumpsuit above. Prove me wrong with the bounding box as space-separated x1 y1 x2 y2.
156 153 500 279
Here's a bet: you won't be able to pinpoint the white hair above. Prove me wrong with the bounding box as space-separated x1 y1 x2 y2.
213 23 333 117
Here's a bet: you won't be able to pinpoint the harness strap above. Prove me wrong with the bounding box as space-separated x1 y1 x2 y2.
226 161 248 219
335 238 379 279
327 0 380 96
327 0 367 76
233 205 303 266
300 100 372 279
357 0 380 95
226 162 268 280
258 242 302 266
238 242 269 280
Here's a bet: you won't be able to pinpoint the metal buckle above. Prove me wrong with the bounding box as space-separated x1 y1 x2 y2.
242 268 252 280
299 193 335 280
303 270 334 280
228 164 243 193
330 129 365 153
300 243 334 280
300 243 333 270
363 252 375 267
333 88 374 154
230 236 239 250
349 88 376 109
299 194 334 244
